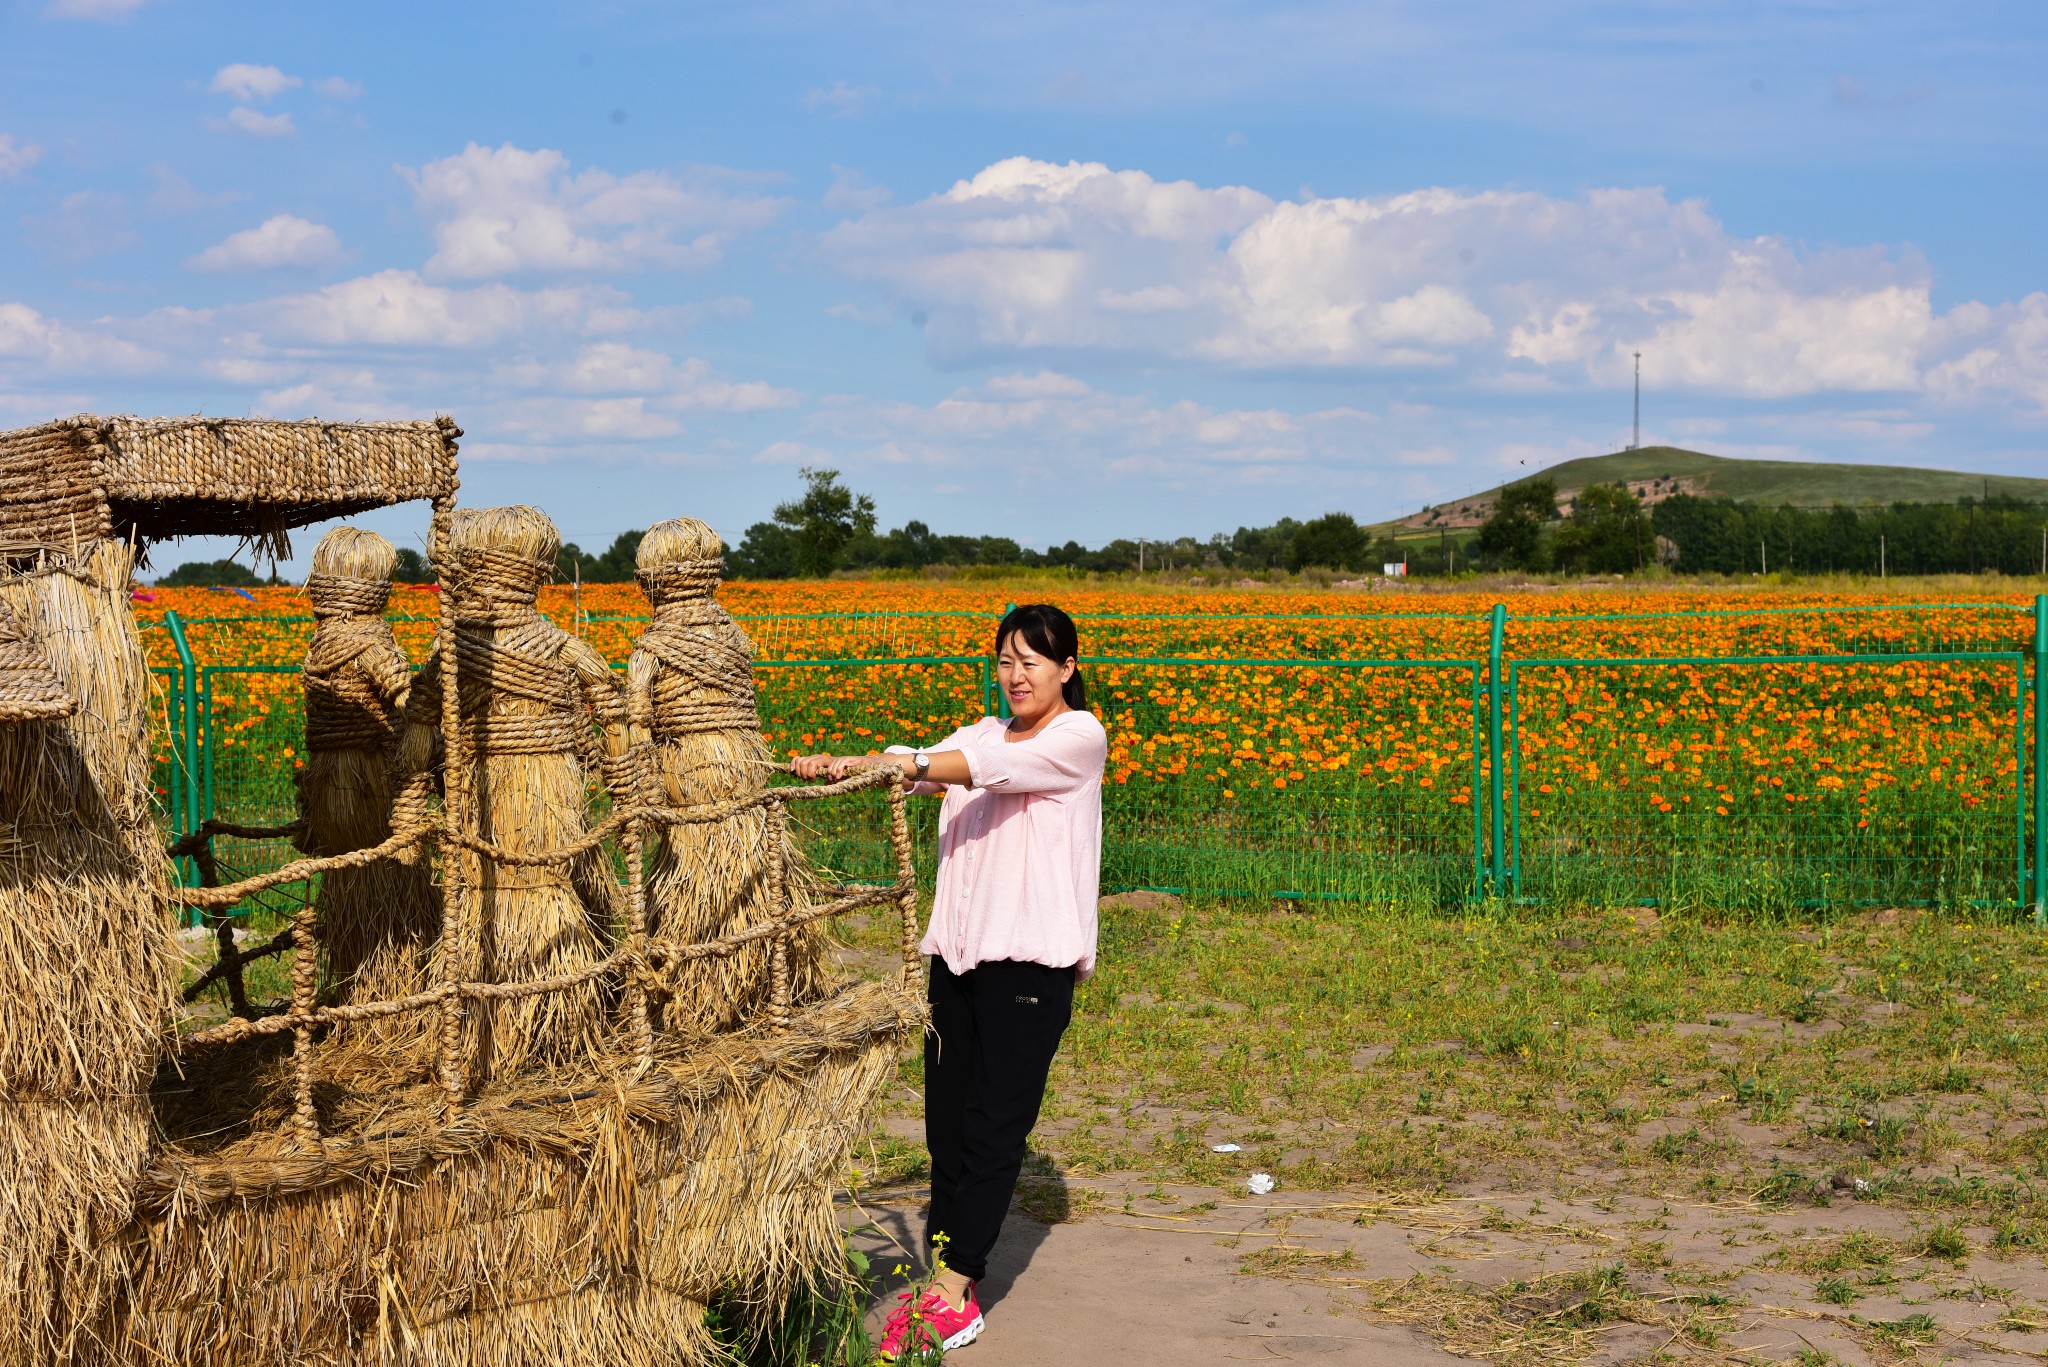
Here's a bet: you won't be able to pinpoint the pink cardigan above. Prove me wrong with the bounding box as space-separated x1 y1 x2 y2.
895 711 1107 980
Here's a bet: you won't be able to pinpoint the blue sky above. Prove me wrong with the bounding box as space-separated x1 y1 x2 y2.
2 1 2044 570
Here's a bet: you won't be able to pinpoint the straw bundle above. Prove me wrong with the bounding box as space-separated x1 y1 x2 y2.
298 527 438 1070
120 979 922 1365
0 599 75 722
0 539 176 1365
630 519 822 1034
401 506 628 1077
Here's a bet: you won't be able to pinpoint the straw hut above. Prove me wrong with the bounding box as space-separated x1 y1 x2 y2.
628 517 823 1034
2 414 924 1365
0 415 459 1365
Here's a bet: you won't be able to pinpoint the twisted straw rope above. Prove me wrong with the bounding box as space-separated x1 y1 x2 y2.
171 763 920 1088
302 573 403 752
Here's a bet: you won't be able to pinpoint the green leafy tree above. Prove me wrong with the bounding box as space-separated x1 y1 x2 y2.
392 547 433 583
1285 513 1369 572
729 468 877 579
1475 477 1557 570
160 558 262 587
555 530 648 583
1552 482 1649 574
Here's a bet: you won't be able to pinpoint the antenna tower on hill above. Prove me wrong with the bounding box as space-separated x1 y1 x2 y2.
1629 350 1641 451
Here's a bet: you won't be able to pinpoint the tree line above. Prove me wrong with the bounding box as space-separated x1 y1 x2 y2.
156 467 2048 586
1470 475 2048 577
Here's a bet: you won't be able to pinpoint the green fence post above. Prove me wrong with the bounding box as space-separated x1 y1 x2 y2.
1488 603 1506 896
2035 594 2047 922
163 610 199 893
996 602 1016 719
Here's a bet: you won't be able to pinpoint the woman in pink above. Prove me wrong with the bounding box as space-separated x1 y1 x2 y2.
795 603 1105 1360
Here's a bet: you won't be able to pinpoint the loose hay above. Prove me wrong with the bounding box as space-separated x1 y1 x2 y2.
0 540 177 1365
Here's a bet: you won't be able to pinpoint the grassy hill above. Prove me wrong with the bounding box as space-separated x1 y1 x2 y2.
1376 446 2048 537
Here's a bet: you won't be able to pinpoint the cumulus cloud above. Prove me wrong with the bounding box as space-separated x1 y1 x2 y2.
496 343 798 411
187 215 346 272
313 76 364 100
0 302 161 372
210 64 301 102
209 108 296 138
0 134 42 180
259 270 644 347
403 143 786 279
822 157 2023 401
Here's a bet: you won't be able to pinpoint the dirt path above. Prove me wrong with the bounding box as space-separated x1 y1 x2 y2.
849 1180 2048 1365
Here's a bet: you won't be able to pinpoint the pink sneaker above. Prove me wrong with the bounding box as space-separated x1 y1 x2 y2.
877 1283 985 1360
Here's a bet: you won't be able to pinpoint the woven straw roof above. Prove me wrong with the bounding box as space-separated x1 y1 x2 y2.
0 599 75 722
0 414 460 549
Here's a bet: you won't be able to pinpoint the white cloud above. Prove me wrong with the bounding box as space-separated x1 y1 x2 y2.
497 343 798 412
805 82 879 118
187 215 346 273
44 0 147 19
313 76 364 100
0 302 161 372
983 371 1091 399
403 143 785 279
823 158 1982 398
0 134 42 180
824 165 890 214
209 108 296 138
260 270 644 347
210 64 301 102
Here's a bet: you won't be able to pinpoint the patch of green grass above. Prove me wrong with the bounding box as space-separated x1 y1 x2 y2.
841 899 2048 1224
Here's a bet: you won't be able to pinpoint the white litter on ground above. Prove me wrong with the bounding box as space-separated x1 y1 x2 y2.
1211 1143 1242 1153
1247 1173 1276 1195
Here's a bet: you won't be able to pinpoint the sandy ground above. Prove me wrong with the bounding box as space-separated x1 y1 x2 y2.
849 1179 2048 1365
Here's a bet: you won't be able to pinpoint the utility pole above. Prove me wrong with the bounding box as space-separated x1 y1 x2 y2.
1630 351 1641 451
1880 533 1886 581
1138 537 1146 574
1760 538 1767 576
1440 526 1448 576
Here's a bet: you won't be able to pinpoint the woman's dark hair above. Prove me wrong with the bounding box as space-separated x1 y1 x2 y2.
994 603 1087 712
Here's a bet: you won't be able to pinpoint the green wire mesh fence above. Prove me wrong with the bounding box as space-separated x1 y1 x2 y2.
148 597 2048 916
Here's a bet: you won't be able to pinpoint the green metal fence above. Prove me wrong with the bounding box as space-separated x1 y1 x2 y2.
148 596 2048 916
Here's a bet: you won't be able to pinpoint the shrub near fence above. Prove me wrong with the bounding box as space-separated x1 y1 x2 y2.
147 597 2048 916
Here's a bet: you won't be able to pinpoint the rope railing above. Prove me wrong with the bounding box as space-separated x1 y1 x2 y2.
164 760 924 1149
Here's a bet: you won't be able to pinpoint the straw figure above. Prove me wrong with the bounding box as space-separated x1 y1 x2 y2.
297 528 437 1055
0 539 176 1365
400 505 631 1076
629 517 821 1034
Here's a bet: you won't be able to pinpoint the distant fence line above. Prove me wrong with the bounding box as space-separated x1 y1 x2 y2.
148 598 2048 916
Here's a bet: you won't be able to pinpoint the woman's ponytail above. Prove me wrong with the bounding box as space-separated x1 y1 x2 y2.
995 603 1089 713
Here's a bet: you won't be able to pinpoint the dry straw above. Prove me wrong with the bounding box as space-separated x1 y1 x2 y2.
0 539 177 1365
298 526 439 1072
401 505 629 1078
630 517 823 1034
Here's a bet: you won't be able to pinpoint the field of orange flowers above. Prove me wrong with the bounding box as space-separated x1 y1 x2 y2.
138 581 2044 907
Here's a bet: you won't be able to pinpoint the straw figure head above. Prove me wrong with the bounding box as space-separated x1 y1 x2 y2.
447 505 558 621
636 517 723 611
306 526 397 619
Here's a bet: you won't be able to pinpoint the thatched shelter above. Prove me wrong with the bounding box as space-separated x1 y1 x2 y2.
0 415 459 1365
0 412 924 1364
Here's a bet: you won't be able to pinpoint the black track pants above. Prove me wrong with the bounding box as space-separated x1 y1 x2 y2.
924 956 1075 1284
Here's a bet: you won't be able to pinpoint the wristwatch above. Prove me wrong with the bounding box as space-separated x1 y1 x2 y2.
914 751 931 781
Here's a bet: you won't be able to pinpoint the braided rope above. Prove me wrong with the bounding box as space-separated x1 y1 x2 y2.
171 762 922 1064
302 578 406 752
